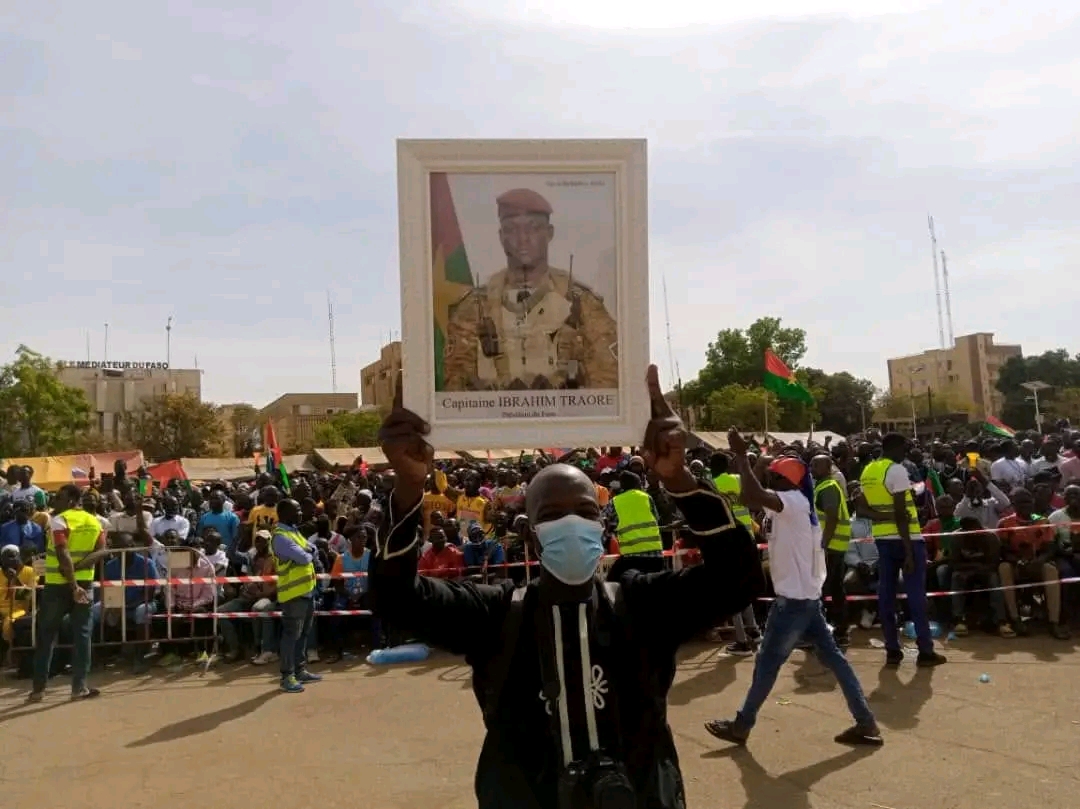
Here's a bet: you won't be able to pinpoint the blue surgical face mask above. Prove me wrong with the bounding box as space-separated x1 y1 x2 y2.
534 514 605 586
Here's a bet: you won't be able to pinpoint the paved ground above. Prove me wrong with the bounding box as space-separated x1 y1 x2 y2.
2 630 1078 808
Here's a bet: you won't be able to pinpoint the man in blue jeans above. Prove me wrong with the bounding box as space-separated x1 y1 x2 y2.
859 432 947 667
706 430 882 747
28 484 105 702
271 498 323 693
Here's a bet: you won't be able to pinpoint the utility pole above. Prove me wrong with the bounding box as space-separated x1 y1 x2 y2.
166 316 173 366
103 322 109 364
328 291 338 393
928 215 945 350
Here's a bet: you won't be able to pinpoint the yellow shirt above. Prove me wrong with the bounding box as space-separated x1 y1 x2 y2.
2 565 37 641
246 505 279 534
456 495 491 534
422 492 454 537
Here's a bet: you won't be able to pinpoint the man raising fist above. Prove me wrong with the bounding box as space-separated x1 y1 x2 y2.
368 365 764 809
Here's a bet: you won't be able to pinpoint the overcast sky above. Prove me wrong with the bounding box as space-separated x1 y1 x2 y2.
4 1 1077 407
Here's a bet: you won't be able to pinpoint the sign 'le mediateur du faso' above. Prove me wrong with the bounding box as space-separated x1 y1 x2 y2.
58 361 170 370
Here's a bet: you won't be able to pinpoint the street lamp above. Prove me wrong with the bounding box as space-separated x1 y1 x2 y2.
907 365 925 441
1020 380 1051 433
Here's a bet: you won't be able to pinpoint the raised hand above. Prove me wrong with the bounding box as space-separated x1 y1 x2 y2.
727 428 751 456
641 365 695 493
378 372 433 507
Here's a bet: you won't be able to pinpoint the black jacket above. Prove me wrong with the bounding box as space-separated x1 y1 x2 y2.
369 482 765 809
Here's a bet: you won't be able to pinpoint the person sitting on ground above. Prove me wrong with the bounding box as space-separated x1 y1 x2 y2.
955 471 1011 529
219 529 278 664
1 544 37 662
90 532 158 656
997 487 1070 639
949 517 1009 637
418 526 464 580
463 521 506 581
1048 484 1080 579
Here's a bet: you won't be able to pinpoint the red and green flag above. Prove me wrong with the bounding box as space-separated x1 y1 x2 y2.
430 173 474 390
762 349 815 404
983 417 1015 439
264 419 290 493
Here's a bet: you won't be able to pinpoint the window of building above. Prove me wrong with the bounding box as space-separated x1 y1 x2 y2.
946 360 953 371
297 404 313 416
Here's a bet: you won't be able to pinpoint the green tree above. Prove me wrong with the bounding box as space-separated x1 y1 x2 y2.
1046 387 1080 425
132 392 223 461
312 422 348 449
873 386 974 422
702 385 781 431
0 346 93 456
228 404 259 457
328 410 382 447
798 369 876 435
996 351 1080 430
305 410 381 449
687 317 807 408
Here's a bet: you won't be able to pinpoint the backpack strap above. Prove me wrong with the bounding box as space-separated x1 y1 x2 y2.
482 586 528 724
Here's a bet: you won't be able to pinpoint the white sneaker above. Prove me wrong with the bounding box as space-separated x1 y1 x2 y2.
306 649 321 664
251 651 278 665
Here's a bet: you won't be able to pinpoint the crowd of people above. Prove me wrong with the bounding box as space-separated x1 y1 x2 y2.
2 424 1079 692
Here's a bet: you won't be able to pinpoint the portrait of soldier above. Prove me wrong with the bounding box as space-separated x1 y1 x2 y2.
442 187 618 392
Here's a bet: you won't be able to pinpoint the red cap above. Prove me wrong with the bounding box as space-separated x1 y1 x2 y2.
768 457 806 488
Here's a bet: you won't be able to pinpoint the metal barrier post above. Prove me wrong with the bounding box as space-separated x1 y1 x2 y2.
166 549 173 641
119 552 128 644
30 580 36 649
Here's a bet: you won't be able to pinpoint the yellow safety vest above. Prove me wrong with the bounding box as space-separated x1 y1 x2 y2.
611 489 663 555
859 458 921 540
45 508 100 585
814 478 852 552
272 527 316 603
713 473 753 528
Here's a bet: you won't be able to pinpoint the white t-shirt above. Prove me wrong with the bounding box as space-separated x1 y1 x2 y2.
109 510 155 535
990 457 1029 488
1029 456 1063 477
762 489 826 600
882 462 923 540
150 515 191 542
1048 508 1079 543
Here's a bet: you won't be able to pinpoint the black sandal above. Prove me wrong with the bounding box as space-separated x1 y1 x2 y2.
70 688 101 701
834 724 884 746
704 719 749 746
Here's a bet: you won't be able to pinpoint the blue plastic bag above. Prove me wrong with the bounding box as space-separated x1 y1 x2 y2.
366 643 431 666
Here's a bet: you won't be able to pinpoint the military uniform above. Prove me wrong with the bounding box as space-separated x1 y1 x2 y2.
441 187 619 392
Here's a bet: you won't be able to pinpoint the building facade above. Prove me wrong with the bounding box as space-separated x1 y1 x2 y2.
887 332 1022 420
258 392 359 451
56 362 202 441
360 341 401 409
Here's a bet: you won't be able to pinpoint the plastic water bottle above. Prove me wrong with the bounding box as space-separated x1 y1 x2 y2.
367 643 431 666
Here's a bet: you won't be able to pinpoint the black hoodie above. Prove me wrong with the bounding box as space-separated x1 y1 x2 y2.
369 481 764 809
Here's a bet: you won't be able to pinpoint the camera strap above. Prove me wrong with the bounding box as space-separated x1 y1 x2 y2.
482 585 529 725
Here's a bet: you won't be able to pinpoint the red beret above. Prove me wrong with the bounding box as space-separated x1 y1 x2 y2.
496 188 553 219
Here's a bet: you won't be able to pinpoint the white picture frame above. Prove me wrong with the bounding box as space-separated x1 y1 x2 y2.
397 139 650 451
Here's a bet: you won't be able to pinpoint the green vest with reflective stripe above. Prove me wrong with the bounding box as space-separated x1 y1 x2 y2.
272 527 316 603
612 489 663 555
859 458 921 540
713 473 753 528
45 508 100 584
814 478 852 552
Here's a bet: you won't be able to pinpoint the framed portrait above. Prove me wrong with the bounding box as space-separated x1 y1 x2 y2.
397 139 649 450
